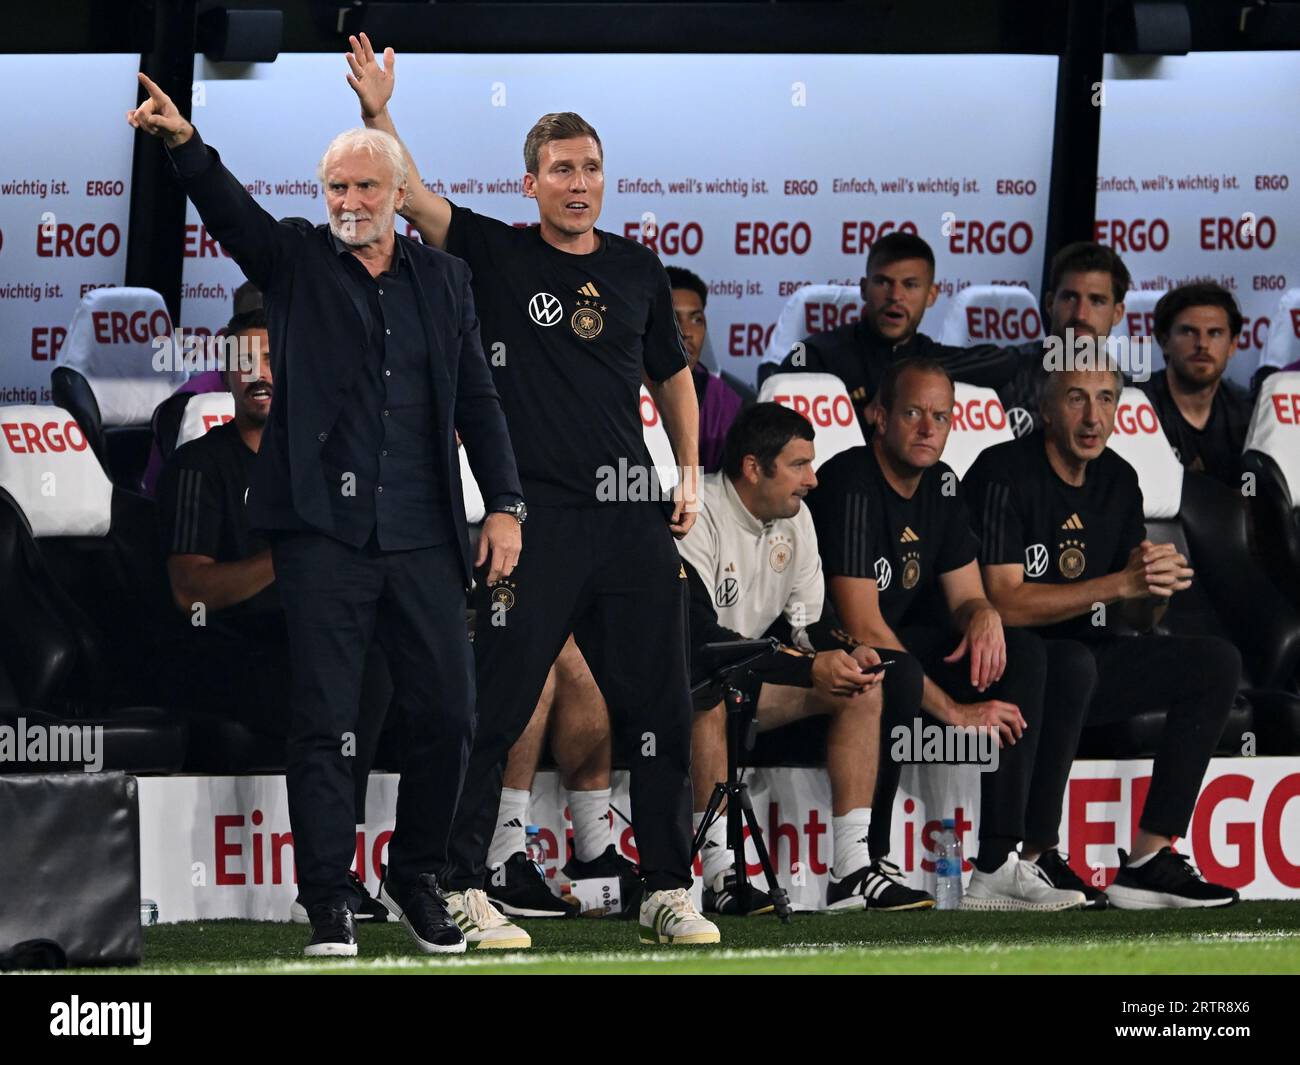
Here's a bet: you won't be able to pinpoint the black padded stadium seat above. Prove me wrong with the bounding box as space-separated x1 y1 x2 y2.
0 492 185 774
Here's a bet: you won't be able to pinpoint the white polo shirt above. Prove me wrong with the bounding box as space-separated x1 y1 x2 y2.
676 470 823 649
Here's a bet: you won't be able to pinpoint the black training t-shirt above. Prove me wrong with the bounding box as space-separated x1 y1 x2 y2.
962 430 1146 642
157 419 278 616
444 203 688 506
1138 371 1252 487
806 444 979 630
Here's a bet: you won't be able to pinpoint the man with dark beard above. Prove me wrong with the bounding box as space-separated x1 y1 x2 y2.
1139 281 1252 486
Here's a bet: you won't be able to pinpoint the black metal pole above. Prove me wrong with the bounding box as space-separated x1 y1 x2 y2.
124 0 197 325
1041 0 1108 299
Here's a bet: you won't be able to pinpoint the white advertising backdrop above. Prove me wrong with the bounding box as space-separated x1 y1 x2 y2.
1096 51 1300 385
138 759 1300 921
0 55 138 402
176 52 1059 386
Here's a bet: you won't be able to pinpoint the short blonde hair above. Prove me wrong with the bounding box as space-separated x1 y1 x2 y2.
317 127 408 188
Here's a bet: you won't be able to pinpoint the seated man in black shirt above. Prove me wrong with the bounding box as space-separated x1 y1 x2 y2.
995 241 1135 435
157 310 392 919
809 357 1089 911
1139 281 1252 486
964 363 1241 908
771 232 1022 432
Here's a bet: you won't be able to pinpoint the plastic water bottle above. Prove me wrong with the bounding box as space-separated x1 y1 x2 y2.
934 818 964 910
140 899 159 927
524 824 546 877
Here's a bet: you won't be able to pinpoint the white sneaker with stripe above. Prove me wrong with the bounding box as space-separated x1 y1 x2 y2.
442 888 532 949
960 853 1086 912
638 888 721 945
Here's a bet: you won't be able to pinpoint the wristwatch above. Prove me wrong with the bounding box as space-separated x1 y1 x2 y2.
493 501 528 525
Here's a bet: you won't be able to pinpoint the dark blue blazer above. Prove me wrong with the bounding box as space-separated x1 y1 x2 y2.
167 132 522 586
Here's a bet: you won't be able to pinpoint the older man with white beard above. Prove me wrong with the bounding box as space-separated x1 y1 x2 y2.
128 74 524 958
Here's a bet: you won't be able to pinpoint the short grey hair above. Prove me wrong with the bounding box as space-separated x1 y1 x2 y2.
317 128 408 188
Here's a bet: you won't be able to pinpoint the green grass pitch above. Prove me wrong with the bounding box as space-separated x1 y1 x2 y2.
95 902 1300 975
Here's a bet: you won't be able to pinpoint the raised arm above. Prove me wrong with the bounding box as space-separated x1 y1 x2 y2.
127 72 285 289
345 33 453 249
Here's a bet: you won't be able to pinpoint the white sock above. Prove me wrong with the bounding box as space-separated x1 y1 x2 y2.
568 787 612 863
693 810 732 888
832 808 872 879
487 787 530 871
1127 849 1159 869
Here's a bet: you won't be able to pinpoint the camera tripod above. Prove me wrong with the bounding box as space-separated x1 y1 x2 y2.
690 639 793 924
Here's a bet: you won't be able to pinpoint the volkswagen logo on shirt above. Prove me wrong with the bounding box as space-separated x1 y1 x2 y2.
874 557 892 591
1025 543 1049 578
528 292 563 327
1007 407 1035 438
715 576 740 607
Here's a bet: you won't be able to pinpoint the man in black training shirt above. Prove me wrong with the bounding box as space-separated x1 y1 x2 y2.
158 308 395 924
964 364 1241 908
350 34 718 946
809 357 1089 911
1139 281 1252 486
769 232 1027 432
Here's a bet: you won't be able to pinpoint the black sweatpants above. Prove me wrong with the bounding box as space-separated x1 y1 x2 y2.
272 532 475 910
870 626 1061 865
1025 635 1241 847
445 502 694 894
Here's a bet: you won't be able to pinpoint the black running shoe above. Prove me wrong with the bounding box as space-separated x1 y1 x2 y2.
378 872 467 953
487 852 580 917
1033 848 1110 910
292 870 392 924
561 845 643 917
304 904 357 958
703 873 776 916
1109 847 1239 910
825 858 935 912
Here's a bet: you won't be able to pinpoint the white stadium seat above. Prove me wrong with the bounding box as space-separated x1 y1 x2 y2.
757 372 865 469
759 284 862 370
944 383 1015 479
1111 288 1167 374
939 284 1042 347
1106 386 1184 519
175 392 235 450
1244 371 1300 507
58 287 185 428
1259 288 1300 374
0 405 114 538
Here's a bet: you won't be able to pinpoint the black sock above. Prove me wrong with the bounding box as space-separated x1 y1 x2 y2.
974 837 1018 874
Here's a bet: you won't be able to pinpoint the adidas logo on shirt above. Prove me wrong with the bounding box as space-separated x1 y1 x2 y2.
578 282 601 298
899 526 920 543
1061 513 1084 530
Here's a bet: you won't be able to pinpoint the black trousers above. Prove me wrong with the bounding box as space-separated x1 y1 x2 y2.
1025 635 1241 847
445 503 694 893
870 626 1060 861
271 531 474 909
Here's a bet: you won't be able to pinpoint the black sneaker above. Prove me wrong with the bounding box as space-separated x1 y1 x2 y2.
1033 848 1110 910
291 870 392 924
703 873 776 916
378 872 467 954
304 904 357 957
1109 847 1240 910
561 845 643 917
487 852 580 918
825 858 935 912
